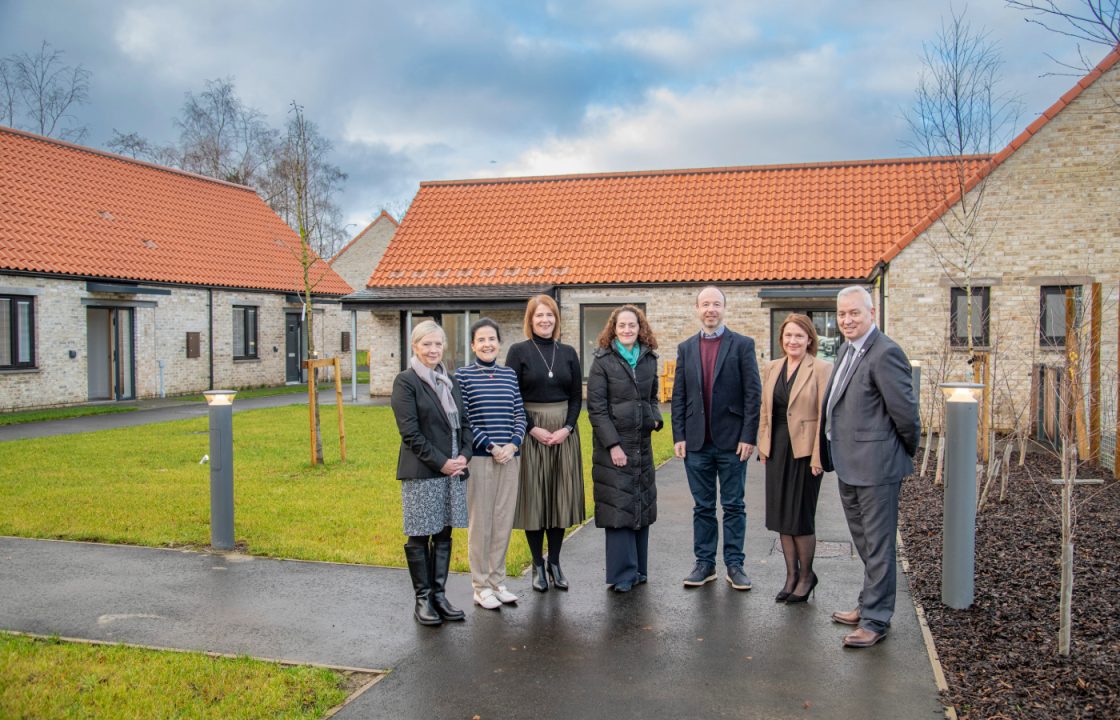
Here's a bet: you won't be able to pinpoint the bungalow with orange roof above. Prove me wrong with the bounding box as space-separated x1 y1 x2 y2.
343 46 1118 468
0 126 355 411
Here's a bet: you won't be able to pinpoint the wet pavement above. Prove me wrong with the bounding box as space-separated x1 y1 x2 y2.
0 453 944 719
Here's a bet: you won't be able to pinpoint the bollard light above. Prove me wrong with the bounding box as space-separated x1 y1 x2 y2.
939 382 983 609
204 390 237 550
911 360 922 406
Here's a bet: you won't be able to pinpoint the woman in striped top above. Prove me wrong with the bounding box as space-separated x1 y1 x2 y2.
457 318 527 610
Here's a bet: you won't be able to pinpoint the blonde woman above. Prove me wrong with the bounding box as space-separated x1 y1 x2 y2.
391 320 472 626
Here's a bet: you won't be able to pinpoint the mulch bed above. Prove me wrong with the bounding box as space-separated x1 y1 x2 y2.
898 450 1119 719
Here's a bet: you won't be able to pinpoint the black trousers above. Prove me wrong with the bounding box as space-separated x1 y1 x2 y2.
604 526 649 586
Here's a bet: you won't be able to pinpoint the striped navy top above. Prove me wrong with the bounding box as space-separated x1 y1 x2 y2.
456 360 527 456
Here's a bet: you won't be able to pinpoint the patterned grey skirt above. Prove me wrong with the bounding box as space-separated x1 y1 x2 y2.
514 401 586 530
401 476 469 536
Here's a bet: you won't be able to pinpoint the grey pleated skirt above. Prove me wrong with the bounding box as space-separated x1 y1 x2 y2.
514 401 586 530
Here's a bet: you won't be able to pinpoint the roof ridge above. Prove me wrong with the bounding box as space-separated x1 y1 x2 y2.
420 154 993 188
880 41 1120 265
0 124 258 192
330 210 399 264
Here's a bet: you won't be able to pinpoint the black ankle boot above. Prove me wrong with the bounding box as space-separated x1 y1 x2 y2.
547 557 569 591
404 544 442 626
430 539 465 621
532 560 549 592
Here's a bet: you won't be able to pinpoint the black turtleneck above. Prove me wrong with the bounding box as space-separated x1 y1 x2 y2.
504 334 582 430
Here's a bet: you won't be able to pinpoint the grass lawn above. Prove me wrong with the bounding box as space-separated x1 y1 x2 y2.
0 633 351 720
0 405 137 426
0 405 674 574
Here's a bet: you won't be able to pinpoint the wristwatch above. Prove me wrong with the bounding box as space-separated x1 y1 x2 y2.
486 442 497 453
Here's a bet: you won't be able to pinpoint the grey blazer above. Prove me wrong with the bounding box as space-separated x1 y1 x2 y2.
818 328 919 485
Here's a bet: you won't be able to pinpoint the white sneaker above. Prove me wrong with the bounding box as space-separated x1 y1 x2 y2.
494 586 518 604
473 588 501 610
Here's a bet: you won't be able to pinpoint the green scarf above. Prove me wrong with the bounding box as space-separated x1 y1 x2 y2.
614 339 641 368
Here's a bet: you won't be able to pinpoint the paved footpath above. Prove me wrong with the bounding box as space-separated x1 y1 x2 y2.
0 449 943 719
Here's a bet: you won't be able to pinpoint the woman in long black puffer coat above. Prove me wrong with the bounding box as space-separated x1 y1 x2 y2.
587 304 663 593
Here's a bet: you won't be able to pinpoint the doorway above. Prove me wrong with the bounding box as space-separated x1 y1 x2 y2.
87 307 135 401
285 312 304 383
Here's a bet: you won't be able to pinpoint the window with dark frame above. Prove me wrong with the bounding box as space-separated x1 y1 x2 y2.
0 295 36 369
232 305 258 359
949 287 989 348
1040 285 1080 347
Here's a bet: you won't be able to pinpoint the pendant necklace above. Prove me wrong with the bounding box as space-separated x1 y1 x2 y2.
531 339 557 378
477 362 495 379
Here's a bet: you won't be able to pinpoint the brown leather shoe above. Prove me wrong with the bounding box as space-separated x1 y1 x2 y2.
831 609 860 626
842 628 886 648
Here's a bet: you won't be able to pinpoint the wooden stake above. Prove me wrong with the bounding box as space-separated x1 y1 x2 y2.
1088 283 1100 462
306 364 318 465
934 440 946 486
999 441 1012 503
920 424 934 478
333 357 347 462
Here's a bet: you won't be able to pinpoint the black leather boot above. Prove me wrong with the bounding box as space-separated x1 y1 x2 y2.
404 543 442 626
532 559 549 592
430 539 466 621
547 557 569 591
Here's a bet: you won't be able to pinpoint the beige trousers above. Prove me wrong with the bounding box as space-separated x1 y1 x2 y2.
467 455 521 592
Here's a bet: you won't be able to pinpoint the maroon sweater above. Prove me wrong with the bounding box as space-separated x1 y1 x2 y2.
700 334 723 444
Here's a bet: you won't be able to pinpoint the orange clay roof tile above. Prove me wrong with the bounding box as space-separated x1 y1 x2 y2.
371 156 993 287
1 126 352 295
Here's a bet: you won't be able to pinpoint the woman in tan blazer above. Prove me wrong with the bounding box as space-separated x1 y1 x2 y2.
757 314 831 604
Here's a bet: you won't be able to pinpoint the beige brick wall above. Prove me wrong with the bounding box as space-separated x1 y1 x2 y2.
0 276 354 411
558 285 771 372
887 62 1119 436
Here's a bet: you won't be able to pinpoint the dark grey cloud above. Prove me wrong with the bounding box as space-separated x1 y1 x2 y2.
0 0 1103 232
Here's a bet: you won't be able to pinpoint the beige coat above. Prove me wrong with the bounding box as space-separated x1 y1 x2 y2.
757 354 832 469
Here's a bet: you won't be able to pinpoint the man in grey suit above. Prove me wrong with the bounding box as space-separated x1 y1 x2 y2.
819 286 919 648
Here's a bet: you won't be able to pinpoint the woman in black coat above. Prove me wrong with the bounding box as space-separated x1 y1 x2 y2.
587 305 663 593
391 319 473 626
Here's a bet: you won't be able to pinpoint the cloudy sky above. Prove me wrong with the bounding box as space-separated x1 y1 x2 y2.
1 1 1108 235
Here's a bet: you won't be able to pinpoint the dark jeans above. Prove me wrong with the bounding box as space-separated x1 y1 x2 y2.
683 442 746 568
604 526 649 586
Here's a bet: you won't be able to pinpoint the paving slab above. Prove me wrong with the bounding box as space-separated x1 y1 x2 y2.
0 458 944 720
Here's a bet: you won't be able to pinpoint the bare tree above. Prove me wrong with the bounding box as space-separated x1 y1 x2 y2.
273 101 344 464
1007 1 1119 70
105 129 181 166
0 41 90 141
905 8 1020 363
175 78 278 185
263 109 348 259
109 78 348 257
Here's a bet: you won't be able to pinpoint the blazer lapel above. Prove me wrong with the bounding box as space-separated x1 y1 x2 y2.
412 369 450 425
687 335 704 390
787 355 813 406
711 330 733 383
833 328 878 405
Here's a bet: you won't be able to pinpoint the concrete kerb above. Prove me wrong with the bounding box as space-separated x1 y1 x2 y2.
898 531 957 720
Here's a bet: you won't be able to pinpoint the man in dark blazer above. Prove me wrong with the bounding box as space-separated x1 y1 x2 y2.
820 286 919 648
672 286 762 590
